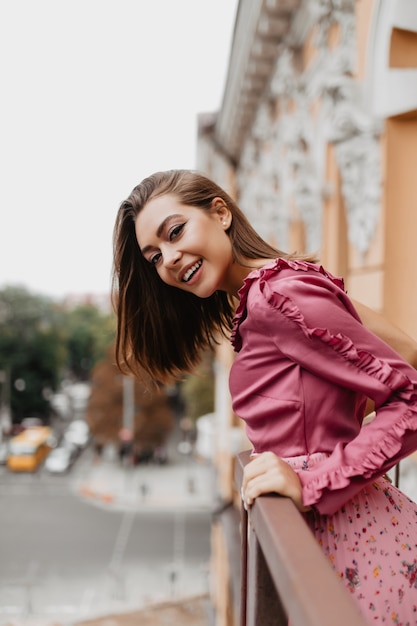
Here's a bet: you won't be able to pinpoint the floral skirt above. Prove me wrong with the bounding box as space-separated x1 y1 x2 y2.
286 453 417 625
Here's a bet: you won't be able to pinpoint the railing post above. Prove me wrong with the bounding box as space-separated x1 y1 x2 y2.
246 522 288 626
239 461 287 626
240 504 248 626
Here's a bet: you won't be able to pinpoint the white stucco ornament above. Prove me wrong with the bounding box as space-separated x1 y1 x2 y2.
366 0 417 118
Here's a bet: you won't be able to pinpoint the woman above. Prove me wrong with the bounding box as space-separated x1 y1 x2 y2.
112 169 417 623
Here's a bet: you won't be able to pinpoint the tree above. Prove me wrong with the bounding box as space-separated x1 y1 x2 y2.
0 286 67 421
86 345 174 454
64 304 116 381
181 349 215 421
0 286 116 423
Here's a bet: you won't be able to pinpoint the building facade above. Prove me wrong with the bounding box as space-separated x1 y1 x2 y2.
196 1 417 624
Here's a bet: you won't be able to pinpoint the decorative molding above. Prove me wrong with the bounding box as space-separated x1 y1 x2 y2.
210 0 391 258
311 19 383 256
215 0 301 161
366 0 417 118
334 134 381 257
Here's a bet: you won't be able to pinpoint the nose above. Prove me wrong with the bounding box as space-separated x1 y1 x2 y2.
162 244 181 268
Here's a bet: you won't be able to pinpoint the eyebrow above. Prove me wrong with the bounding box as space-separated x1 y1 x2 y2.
140 214 183 256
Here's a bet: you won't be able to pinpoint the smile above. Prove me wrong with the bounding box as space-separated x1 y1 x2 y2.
182 260 202 282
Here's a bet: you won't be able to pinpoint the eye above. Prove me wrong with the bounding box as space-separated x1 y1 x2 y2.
168 223 185 240
149 252 162 266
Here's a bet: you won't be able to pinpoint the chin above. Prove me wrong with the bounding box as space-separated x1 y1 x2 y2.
189 284 218 299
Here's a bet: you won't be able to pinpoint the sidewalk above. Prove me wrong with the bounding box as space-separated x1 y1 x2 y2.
71 452 217 513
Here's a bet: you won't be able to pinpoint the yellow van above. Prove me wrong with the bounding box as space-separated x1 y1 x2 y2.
7 426 53 472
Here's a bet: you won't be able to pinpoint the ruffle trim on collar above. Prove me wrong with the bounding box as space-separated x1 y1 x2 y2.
231 258 344 352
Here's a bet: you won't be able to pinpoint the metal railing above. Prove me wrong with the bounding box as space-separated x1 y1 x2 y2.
235 451 369 626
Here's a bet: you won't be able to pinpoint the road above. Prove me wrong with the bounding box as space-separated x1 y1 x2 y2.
0 449 212 625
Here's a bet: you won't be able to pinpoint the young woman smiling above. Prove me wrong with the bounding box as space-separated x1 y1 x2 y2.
112 169 417 624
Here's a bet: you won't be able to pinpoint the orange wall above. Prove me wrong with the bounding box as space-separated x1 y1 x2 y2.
384 115 417 339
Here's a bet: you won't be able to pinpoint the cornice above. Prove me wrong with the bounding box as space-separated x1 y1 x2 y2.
215 0 302 161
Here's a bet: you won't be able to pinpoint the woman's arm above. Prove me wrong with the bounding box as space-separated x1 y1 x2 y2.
241 288 417 515
249 276 417 514
352 300 417 415
352 300 417 368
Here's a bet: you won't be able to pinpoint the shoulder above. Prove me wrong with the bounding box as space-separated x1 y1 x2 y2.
248 258 346 308
253 259 365 340
231 259 352 351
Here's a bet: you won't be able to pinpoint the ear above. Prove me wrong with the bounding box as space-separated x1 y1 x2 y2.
212 197 232 229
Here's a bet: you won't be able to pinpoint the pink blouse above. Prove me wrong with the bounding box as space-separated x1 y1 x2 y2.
229 259 417 515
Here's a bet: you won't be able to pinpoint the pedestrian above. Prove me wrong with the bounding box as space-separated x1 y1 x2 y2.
112 169 417 623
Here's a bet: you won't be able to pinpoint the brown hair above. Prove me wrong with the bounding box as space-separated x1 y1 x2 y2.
112 169 313 383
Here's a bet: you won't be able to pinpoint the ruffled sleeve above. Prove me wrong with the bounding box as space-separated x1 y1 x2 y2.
243 261 417 515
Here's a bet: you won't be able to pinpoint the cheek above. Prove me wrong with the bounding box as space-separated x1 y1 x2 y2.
156 265 176 286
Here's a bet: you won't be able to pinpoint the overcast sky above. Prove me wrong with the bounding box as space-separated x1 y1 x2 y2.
0 0 238 300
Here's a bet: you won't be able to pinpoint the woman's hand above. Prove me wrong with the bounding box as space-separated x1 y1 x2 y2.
241 451 310 513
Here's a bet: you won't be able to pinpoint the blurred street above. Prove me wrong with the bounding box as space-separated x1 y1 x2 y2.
3 405 417 626
73 447 215 514
0 437 216 626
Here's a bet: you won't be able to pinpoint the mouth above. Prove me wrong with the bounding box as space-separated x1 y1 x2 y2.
181 259 202 283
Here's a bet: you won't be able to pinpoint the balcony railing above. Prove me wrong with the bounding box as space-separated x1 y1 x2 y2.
235 451 369 626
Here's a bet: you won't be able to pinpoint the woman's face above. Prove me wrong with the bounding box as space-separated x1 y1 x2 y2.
135 194 235 298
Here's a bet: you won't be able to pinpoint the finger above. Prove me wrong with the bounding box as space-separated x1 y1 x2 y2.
245 472 287 502
243 452 280 485
244 459 299 498
242 464 266 494
245 466 307 512
243 468 286 508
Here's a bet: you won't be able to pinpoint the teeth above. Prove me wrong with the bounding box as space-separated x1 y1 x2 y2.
182 260 202 282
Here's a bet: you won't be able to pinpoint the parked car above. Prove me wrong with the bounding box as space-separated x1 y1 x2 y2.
44 446 74 474
63 420 90 449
